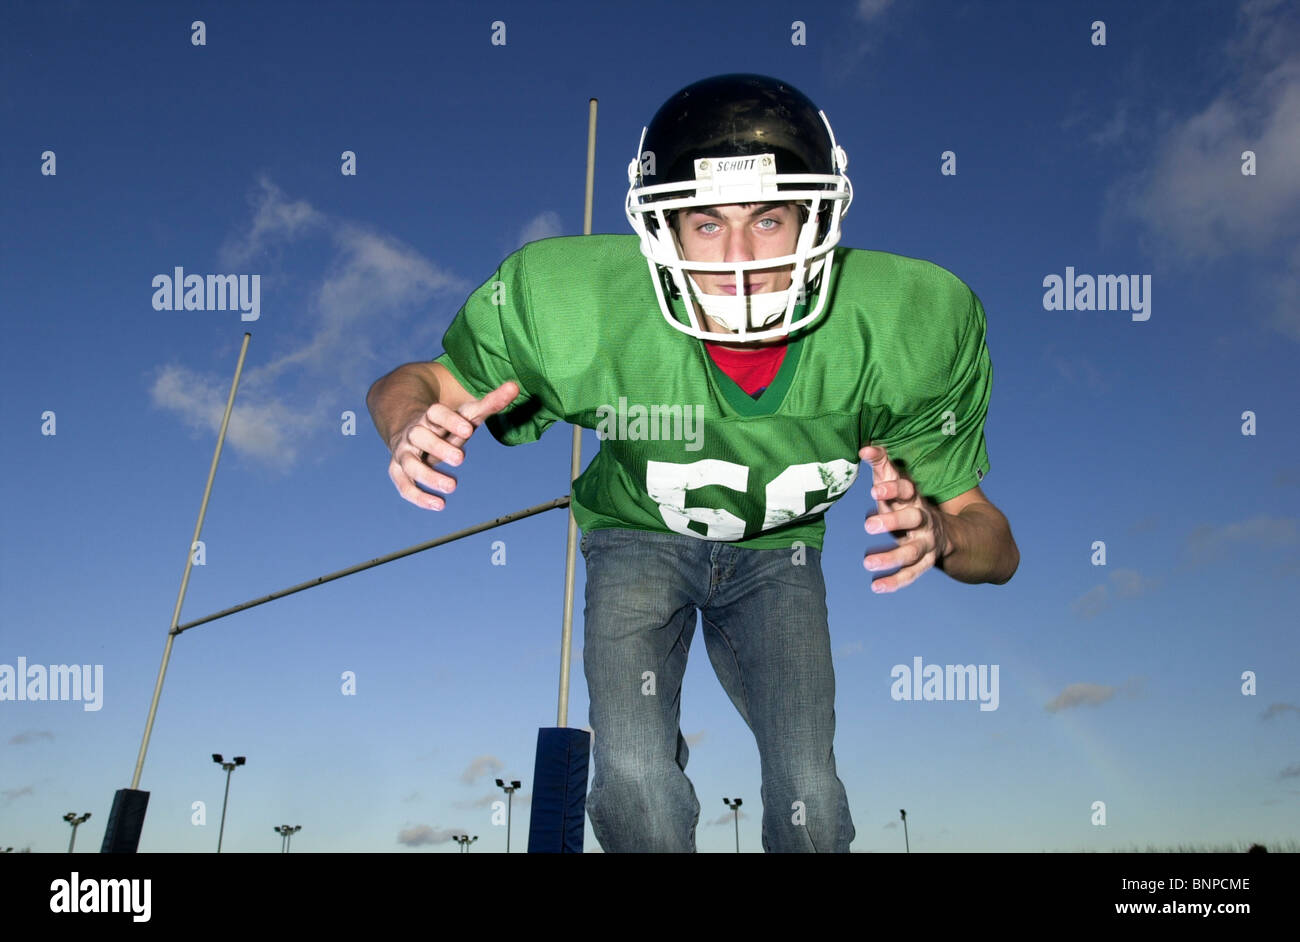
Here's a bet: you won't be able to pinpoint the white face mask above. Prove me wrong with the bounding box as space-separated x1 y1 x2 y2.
685 277 792 331
681 259 824 333
624 108 853 342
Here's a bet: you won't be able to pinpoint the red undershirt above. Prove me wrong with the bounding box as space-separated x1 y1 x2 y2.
703 339 788 398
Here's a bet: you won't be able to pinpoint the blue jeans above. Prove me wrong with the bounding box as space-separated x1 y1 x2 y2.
581 526 855 852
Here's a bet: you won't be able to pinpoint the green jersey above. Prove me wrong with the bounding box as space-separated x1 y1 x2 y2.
434 234 992 550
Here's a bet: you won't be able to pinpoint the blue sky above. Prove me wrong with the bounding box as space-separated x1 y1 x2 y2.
2 0 1297 853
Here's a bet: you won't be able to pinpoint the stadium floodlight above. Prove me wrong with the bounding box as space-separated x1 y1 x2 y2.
451 834 479 854
496 779 524 853
723 798 743 853
275 824 302 853
213 753 247 853
63 812 92 853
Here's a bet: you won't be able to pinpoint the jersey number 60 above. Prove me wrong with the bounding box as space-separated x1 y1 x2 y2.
645 458 859 541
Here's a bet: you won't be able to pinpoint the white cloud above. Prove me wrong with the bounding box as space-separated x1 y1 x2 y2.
8 730 54 745
823 0 900 85
460 754 505 785
1089 103 1129 148
1101 0 1300 334
151 175 470 471
856 0 893 22
396 824 457 846
1123 83 1299 258
1267 242 1300 341
1070 584 1109 620
1184 514 1298 567
1045 682 1118 713
1109 568 1156 599
1046 679 1142 712
1261 702 1300 720
220 176 324 269
1069 568 1159 618
149 362 318 467
518 211 564 248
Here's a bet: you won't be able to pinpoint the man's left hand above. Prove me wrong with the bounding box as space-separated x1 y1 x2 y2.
859 444 952 594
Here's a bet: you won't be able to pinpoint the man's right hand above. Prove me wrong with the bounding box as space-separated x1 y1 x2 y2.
386 380 520 510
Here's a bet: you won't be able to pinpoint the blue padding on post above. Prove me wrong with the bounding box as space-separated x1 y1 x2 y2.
527 727 591 853
100 788 150 853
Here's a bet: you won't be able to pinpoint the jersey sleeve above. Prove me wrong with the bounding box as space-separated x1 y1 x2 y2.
871 286 993 505
432 247 564 446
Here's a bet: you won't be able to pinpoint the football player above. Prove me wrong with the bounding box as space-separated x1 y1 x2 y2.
367 74 1019 852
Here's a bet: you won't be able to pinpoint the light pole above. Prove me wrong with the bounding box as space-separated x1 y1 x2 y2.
900 808 909 853
211 753 246 852
63 812 91 853
451 833 478 853
723 797 742 852
495 779 522 853
275 824 301 853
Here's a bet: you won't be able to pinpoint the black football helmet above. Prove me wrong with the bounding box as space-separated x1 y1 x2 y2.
625 74 853 340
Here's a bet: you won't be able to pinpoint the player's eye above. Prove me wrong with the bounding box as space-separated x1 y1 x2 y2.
697 221 720 233
756 217 779 230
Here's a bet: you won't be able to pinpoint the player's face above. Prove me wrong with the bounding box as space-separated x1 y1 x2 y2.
674 202 800 297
